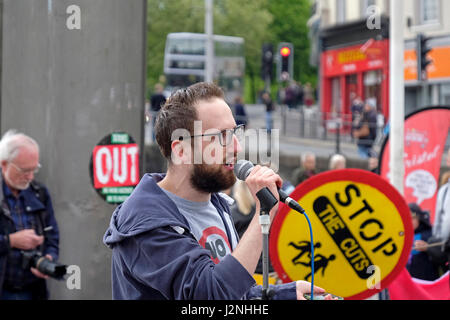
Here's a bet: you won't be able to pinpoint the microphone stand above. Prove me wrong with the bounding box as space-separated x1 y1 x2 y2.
256 188 278 300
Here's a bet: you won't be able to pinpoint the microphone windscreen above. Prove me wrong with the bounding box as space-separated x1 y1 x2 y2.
234 160 254 180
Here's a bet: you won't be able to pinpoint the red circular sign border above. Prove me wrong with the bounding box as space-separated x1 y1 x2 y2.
269 169 414 300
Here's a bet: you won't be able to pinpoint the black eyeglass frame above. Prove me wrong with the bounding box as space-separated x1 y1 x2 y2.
178 124 245 147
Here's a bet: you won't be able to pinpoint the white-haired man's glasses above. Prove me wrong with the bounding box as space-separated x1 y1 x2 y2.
9 162 41 175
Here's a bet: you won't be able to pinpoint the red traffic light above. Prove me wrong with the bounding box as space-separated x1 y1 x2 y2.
280 46 291 57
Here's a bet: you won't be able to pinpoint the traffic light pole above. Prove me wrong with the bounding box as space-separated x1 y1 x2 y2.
421 81 428 108
205 0 214 83
417 33 432 107
261 43 273 94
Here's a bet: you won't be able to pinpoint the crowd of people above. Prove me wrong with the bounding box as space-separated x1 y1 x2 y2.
235 85 382 161
280 81 316 110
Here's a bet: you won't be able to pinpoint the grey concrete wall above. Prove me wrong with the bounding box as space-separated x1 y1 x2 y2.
1 0 146 299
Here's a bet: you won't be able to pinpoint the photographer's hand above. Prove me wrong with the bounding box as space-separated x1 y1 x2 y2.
8 229 44 250
31 254 52 279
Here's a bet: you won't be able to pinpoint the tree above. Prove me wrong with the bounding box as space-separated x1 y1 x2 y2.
214 0 272 102
146 0 272 102
146 0 204 97
267 0 317 86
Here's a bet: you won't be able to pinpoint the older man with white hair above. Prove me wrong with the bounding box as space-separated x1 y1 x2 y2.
0 130 59 300
329 154 346 170
292 152 317 186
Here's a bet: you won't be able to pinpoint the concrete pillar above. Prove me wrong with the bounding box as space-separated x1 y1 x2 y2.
1 0 146 299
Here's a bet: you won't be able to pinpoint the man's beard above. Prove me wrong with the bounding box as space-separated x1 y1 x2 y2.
190 163 236 194
4 171 31 191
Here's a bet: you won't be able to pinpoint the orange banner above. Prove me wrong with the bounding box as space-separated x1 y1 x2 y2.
405 46 450 81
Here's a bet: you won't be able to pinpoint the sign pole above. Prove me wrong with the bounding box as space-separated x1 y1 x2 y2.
205 0 214 83
389 0 405 194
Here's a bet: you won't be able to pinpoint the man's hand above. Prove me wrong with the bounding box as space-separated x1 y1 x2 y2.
8 229 44 250
296 281 338 300
30 254 52 279
244 165 282 219
414 240 428 252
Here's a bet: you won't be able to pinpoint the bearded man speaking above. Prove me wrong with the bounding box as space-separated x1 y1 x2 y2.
103 82 331 300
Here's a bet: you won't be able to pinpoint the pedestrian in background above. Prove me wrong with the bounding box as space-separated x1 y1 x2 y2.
295 81 304 109
433 148 450 243
150 83 167 141
329 154 346 170
407 203 439 281
0 130 60 300
350 95 363 139
262 91 274 134
368 150 379 174
230 180 255 240
427 148 450 273
352 99 377 159
303 83 314 108
292 152 317 186
233 96 248 127
284 81 297 110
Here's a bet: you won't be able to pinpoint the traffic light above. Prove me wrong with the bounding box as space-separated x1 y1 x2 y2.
417 34 432 81
277 42 293 81
261 43 274 81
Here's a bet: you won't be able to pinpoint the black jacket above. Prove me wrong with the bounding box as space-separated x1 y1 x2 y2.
0 174 60 298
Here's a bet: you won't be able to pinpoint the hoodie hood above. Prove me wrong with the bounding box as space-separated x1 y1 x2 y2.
103 173 191 247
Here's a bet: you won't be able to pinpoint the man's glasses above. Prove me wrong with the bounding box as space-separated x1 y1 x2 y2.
180 124 245 147
9 162 41 175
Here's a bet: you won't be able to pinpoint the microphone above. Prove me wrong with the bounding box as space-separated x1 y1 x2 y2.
234 160 305 214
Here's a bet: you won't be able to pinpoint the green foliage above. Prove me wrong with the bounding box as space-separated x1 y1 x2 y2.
146 0 316 101
146 0 204 94
267 0 317 86
214 0 273 102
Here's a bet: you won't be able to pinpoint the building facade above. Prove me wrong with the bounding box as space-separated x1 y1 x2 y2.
309 0 450 119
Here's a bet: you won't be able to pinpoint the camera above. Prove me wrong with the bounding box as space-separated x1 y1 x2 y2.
22 250 67 280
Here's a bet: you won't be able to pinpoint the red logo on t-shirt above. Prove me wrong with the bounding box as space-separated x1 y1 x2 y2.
198 227 232 264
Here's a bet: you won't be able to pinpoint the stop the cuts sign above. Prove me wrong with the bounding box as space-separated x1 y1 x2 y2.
270 169 413 300
90 132 140 204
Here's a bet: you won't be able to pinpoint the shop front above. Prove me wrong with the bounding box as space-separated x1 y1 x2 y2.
319 17 390 133
320 39 389 129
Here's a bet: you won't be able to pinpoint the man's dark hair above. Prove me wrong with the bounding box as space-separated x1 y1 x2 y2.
155 82 225 160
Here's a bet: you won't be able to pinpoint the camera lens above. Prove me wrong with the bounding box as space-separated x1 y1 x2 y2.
35 256 67 279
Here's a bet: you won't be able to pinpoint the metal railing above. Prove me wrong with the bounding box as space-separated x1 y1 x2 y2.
277 105 385 145
144 104 387 152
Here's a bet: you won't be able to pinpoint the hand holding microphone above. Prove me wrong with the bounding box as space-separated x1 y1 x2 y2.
234 160 281 217
234 160 305 214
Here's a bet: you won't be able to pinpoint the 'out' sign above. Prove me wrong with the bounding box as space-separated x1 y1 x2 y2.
90 132 140 204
